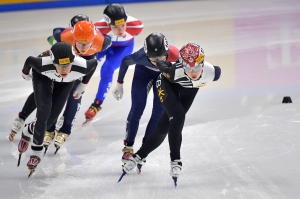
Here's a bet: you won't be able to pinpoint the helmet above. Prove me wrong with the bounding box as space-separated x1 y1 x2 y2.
144 33 168 57
179 43 205 68
50 42 75 65
70 14 90 27
72 21 96 43
103 3 127 26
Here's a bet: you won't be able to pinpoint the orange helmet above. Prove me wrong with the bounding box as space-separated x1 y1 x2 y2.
72 21 96 43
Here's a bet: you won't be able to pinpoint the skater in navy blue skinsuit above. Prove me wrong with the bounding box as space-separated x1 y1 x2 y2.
111 33 179 169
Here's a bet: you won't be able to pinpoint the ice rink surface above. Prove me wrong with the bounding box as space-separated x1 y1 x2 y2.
0 0 300 198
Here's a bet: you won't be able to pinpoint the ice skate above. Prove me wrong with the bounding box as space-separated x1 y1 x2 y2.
170 160 182 187
43 131 55 155
54 132 68 154
121 146 134 164
121 145 146 174
118 154 144 183
83 105 101 125
9 117 25 142
17 134 31 167
27 155 41 178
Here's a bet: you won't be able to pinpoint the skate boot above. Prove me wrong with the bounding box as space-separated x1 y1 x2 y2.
27 155 41 178
17 134 31 167
43 131 55 155
18 134 30 154
170 160 182 187
83 104 101 125
9 117 25 142
118 154 145 182
121 146 134 164
123 154 144 174
54 132 68 154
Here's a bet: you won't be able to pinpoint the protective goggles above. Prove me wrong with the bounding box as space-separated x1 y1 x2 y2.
148 55 167 62
183 62 203 72
54 63 72 68
75 41 93 47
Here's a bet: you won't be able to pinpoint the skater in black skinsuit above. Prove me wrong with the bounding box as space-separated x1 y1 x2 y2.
121 43 221 186
17 42 98 177
9 15 111 154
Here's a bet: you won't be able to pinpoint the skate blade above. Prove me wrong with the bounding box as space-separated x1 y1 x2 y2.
28 168 35 178
172 177 178 188
118 171 127 183
82 118 93 126
43 146 48 155
54 147 60 155
17 153 22 167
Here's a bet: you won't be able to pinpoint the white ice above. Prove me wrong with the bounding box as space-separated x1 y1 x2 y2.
0 0 300 198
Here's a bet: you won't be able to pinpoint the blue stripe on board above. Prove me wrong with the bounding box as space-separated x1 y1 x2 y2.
0 0 166 12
